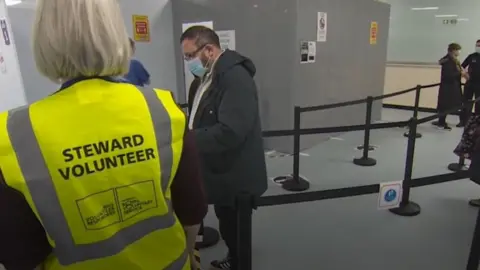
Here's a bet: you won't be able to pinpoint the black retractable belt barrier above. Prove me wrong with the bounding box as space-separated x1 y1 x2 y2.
236 193 254 270
390 117 421 216
466 206 480 270
404 85 423 139
353 96 377 166
448 156 469 172
278 106 310 192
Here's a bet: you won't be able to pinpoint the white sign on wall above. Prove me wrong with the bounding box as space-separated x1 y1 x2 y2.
216 30 236 51
0 49 6 74
378 181 402 210
317 12 327 42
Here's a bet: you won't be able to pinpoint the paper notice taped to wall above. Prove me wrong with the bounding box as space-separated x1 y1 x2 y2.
216 30 236 51
0 18 11 46
0 49 6 74
317 12 327 42
307 41 316 63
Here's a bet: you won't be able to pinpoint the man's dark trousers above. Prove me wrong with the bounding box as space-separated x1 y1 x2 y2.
462 82 480 122
215 204 238 269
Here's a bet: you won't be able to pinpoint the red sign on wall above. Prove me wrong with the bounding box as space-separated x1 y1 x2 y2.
132 15 150 42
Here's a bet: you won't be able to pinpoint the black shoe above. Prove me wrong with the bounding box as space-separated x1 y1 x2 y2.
456 122 466 128
436 125 452 131
210 256 232 270
469 199 480 207
432 121 440 126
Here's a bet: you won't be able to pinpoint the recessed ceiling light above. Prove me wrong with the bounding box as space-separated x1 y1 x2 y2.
411 7 439 11
435 14 458 18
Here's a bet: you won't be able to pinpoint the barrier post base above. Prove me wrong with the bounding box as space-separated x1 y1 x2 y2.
274 175 310 192
403 131 422 139
356 145 376 151
448 162 469 172
195 226 220 249
353 157 377 167
389 201 421 217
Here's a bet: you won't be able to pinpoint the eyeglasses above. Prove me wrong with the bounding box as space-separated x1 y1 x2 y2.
183 44 207 61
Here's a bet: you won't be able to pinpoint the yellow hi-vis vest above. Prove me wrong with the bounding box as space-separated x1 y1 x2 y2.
0 78 190 270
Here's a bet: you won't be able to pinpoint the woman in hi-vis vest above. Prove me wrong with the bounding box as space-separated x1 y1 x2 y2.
0 0 207 270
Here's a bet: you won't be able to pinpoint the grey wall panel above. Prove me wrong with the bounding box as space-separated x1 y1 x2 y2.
171 0 390 153
171 0 297 151
294 0 390 151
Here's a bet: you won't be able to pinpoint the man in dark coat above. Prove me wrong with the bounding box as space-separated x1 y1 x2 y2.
459 39 480 126
180 26 268 270
433 43 468 130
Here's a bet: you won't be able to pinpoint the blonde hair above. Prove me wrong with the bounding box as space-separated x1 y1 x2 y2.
32 0 131 82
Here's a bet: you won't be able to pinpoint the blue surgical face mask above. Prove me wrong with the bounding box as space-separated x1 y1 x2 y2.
187 57 207 78
475 46 480 54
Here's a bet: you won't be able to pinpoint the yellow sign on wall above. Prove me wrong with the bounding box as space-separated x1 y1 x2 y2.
370 21 378 45
132 15 150 42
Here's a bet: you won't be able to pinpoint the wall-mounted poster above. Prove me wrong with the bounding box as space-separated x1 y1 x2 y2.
0 49 6 74
300 41 308 63
216 30 236 51
307 41 316 63
0 18 10 46
317 12 327 42
301 41 316 64
370 21 378 45
132 15 150 42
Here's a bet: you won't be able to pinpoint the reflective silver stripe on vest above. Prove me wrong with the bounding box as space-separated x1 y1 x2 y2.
7 88 187 268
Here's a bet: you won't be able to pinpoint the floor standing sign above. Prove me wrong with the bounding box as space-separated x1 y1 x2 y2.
378 181 402 209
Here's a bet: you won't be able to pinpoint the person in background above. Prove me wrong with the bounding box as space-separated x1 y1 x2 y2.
459 39 480 126
124 38 151 86
433 43 469 130
180 26 268 270
0 0 207 269
454 115 480 206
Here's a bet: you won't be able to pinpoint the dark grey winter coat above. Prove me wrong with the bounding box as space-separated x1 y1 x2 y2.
437 54 463 111
189 50 268 207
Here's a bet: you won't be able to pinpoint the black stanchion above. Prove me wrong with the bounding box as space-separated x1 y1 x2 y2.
390 118 421 216
404 85 423 139
448 156 469 172
236 193 254 270
353 96 377 166
466 207 480 270
279 106 310 192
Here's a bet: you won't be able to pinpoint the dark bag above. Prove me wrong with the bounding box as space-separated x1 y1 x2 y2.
454 115 480 183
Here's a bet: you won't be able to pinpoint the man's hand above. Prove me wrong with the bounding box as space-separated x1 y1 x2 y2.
462 70 470 80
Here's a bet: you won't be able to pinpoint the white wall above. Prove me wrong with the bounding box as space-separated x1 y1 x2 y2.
0 0 26 111
7 0 178 102
386 0 480 63
8 4 58 103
